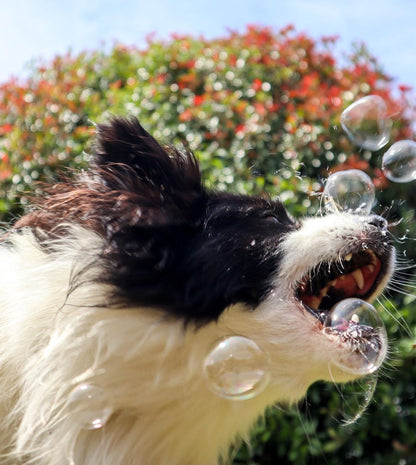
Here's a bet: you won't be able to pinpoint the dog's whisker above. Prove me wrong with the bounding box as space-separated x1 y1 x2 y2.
376 296 412 337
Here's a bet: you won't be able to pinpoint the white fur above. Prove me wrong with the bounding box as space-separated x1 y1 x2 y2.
0 214 394 465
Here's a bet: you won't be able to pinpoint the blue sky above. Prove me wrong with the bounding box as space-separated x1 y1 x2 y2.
0 0 415 92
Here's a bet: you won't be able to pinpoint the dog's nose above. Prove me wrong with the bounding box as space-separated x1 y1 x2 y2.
367 215 388 231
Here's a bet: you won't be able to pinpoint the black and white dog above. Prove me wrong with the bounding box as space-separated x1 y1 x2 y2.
0 117 395 465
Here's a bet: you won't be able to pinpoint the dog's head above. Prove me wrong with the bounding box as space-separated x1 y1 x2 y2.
16 117 395 400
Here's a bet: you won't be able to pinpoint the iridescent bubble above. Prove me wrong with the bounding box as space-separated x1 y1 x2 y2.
338 376 378 426
323 298 387 376
67 383 113 430
340 95 391 151
323 169 375 215
382 140 416 183
319 375 378 426
203 336 270 400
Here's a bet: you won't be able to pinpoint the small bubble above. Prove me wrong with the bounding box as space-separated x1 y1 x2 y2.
323 298 387 376
203 336 270 400
325 151 335 161
12 174 22 185
381 140 416 183
323 169 375 215
340 95 391 151
331 376 378 426
24 93 34 103
67 383 113 430
261 82 271 92
337 153 347 163
323 141 333 150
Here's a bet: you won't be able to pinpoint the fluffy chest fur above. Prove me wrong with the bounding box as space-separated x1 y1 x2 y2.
0 118 395 465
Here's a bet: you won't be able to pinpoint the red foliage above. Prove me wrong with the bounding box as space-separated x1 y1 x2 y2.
0 24 414 218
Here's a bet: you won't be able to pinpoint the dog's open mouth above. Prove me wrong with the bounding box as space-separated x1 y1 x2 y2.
295 249 386 319
294 248 391 374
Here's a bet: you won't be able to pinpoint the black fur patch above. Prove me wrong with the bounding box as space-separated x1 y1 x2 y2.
16 117 298 322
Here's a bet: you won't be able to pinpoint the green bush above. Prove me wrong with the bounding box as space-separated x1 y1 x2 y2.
1 24 415 464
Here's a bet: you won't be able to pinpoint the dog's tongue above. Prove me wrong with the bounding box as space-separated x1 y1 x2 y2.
300 275 359 310
333 263 380 297
331 274 357 294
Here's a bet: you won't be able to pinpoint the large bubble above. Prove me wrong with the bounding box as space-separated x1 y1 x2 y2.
203 336 270 400
340 95 391 151
67 383 113 430
323 169 375 215
382 139 416 183
323 298 387 376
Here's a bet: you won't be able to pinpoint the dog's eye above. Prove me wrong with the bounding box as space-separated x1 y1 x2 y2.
263 214 281 224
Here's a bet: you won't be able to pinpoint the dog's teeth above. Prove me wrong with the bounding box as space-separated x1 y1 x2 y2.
345 253 352 262
352 269 365 290
367 264 375 273
368 250 379 265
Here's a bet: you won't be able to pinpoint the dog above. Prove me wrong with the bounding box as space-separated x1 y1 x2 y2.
0 117 395 465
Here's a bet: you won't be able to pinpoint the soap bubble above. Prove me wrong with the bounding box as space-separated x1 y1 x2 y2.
67 383 113 430
318 375 378 426
203 336 270 400
382 140 416 183
323 298 387 376
337 376 378 426
323 169 375 215
340 95 391 151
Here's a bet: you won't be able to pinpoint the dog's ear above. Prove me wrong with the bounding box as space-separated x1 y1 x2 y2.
91 117 206 227
94 118 201 202
15 117 205 234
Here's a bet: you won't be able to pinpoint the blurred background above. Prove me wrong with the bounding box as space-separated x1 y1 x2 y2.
0 1 415 464
1 0 416 90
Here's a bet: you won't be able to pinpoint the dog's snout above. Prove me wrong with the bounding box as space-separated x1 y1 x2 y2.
367 215 388 231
